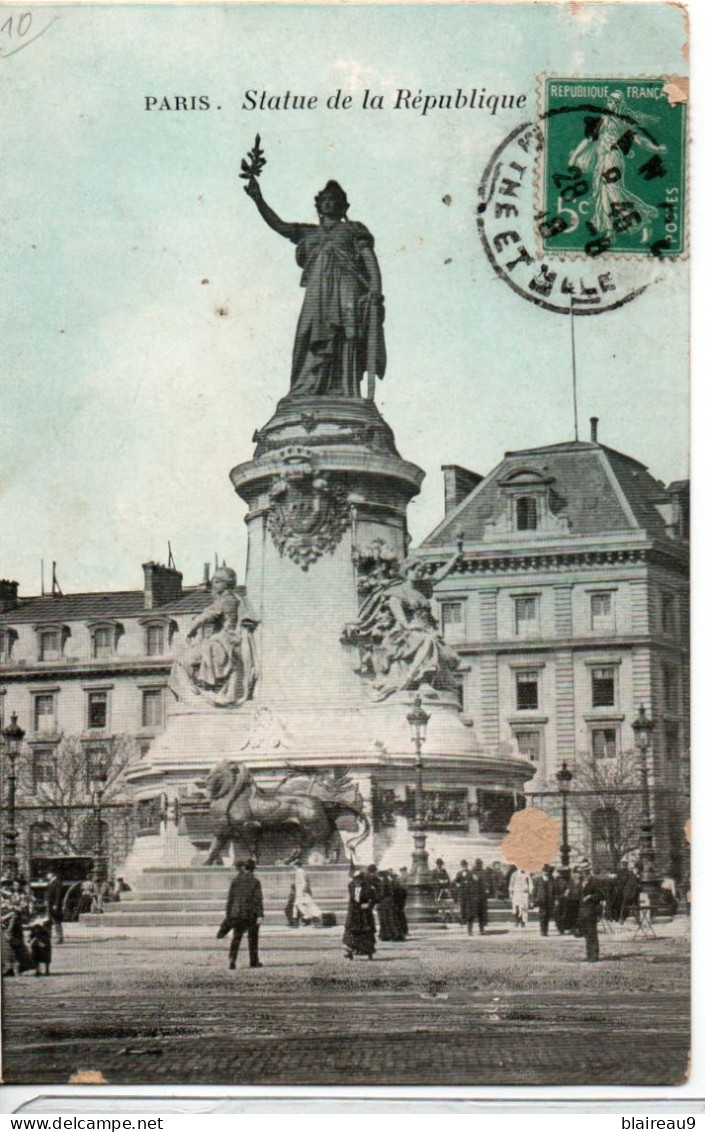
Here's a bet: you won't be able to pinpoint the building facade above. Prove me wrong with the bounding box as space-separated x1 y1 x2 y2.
0 562 212 878
1 428 690 880
420 426 689 875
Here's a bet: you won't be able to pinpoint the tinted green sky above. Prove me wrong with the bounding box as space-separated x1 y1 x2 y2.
2 2 688 592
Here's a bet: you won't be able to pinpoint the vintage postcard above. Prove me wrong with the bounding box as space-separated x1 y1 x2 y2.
0 0 690 1091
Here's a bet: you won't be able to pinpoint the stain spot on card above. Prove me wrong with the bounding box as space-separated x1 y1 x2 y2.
442 194 452 206
216 305 229 317
501 807 560 872
663 75 688 105
201 278 210 285
68 1069 107 1085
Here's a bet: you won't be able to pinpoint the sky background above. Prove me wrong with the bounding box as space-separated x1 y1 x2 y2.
1 1 689 595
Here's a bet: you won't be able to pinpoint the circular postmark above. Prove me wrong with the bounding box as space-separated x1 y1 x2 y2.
477 87 684 315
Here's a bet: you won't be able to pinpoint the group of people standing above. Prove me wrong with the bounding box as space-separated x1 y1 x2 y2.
342 864 409 960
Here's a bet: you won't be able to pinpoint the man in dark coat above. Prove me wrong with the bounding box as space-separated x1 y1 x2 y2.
44 871 64 944
225 859 264 970
576 859 601 962
453 860 483 934
533 864 556 937
471 859 489 933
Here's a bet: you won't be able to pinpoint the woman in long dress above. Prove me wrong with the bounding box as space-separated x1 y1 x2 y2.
244 177 386 398
342 869 378 959
376 871 405 942
293 862 323 926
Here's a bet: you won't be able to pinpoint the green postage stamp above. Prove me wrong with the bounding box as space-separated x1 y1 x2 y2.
539 77 687 258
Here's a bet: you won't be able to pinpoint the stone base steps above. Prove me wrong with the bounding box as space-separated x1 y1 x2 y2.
81 900 514 929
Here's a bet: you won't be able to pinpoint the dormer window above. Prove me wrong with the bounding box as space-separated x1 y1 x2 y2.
484 467 569 541
140 617 176 657
87 621 123 660
146 623 166 656
93 628 113 659
0 629 17 662
35 624 69 661
516 497 538 531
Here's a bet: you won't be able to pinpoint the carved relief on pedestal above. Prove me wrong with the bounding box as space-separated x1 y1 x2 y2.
266 446 351 570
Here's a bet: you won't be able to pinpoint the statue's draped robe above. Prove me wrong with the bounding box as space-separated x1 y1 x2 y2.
169 592 259 707
354 578 459 699
287 220 386 396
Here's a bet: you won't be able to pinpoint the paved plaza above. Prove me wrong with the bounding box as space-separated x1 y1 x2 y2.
2 917 689 1086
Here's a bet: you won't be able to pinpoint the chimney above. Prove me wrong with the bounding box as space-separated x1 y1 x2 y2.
590 417 599 443
441 465 483 515
0 580 19 613
142 562 183 610
203 562 211 586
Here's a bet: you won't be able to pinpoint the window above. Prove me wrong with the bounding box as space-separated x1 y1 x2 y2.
516 670 539 711
85 746 108 782
92 627 113 659
146 623 166 656
34 694 56 733
591 666 616 708
592 727 617 759
590 592 613 632
516 497 538 531
32 748 56 787
87 691 108 730
661 592 676 635
0 630 14 662
514 595 538 637
142 688 164 729
662 665 678 713
515 729 541 763
39 630 61 661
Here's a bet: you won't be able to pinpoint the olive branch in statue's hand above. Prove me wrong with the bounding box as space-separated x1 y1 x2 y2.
240 134 266 195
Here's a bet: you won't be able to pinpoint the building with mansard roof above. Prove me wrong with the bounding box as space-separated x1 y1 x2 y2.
0 563 219 879
420 421 689 875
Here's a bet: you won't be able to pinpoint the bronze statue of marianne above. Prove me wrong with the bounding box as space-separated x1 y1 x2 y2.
244 174 386 398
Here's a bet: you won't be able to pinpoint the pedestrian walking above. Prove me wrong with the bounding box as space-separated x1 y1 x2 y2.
533 864 556 937
453 859 484 934
44 871 64 944
508 868 531 928
224 859 264 970
575 859 601 962
391 870 408 938
342 866 377 959
471 859 489 933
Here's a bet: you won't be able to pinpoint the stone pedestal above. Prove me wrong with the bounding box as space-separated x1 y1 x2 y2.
124 394 534 880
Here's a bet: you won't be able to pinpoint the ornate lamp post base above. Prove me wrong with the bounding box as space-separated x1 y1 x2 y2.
405 825 446 928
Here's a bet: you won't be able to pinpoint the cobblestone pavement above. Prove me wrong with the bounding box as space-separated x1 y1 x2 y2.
2 921 689 1086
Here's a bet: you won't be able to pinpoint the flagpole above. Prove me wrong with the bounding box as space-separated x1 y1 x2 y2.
570 299 579 441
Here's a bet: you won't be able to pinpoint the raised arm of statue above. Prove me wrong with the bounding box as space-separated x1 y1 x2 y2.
243 178 299 241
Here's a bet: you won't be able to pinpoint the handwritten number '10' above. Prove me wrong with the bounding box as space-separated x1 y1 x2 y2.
1 12 33 39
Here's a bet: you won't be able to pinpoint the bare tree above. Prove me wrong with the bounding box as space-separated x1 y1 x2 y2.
13 734 139 857
569 747 643 871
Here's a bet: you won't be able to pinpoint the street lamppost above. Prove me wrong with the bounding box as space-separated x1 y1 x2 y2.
632 704 660 908
556 761 573 868
2 713 25 882
404 694 438 926
88 752 109 886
